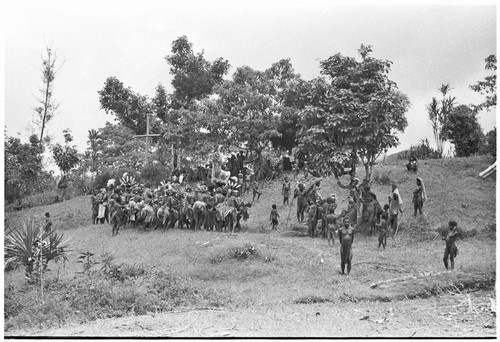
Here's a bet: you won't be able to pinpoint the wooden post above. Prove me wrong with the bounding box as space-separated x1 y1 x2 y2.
133 114 161 165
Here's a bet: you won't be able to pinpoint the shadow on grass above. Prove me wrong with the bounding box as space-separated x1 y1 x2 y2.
340 271 496 303
280 223 309 238
293 295 334 304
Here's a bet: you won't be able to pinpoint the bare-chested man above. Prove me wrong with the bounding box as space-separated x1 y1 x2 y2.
443 221 459 270
294 183 307 222
307 199 318 238
338 217 356 275
325 207 337 246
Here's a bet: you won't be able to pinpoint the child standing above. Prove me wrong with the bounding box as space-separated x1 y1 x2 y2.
378 210 388 249
270 204 280 230
44 212 53 234
442 220 459 270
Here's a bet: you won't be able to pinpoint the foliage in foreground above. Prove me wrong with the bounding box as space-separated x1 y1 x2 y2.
4 219 71 279
4 262 229 333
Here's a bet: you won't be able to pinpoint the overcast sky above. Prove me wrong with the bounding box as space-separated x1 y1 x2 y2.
3 0 497 161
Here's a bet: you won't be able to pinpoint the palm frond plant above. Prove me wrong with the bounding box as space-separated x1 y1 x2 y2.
4 218 72 281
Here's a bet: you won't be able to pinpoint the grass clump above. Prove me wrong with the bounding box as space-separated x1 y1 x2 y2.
209 243 277 264
372 169 392 185
293 295 332 304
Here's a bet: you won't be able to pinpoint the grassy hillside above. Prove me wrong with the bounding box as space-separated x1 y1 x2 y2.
4 155 496 336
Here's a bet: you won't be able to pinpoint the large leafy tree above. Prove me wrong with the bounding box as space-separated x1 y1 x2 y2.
297 45 410 180
5 134 44 199
441 104 485 157
426 84 456 157
470 55 496 111
483 127 496 157
96 122 146 170
215 65 282 175
265 59 307 152
152 83 169 123
165 35 230 109
97 77 152 134
51 129 80 175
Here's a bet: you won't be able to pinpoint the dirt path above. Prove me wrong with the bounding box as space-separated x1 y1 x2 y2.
9 290 496 338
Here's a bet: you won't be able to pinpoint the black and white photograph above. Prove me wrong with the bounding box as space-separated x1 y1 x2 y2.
3 0 497 338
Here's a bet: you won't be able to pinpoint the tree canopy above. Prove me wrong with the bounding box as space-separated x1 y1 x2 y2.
165 35 230 109
97 77 152 134
51 129 80 175
470 54 496 111
297 45 410 179
441 104 485 157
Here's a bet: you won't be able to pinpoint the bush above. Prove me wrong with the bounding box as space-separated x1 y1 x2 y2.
372 170 392 185
481 127 496 157
140 164 170 188
209 243 277 264
398 139 442 160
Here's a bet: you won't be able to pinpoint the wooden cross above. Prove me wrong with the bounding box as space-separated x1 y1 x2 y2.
133 114 161 165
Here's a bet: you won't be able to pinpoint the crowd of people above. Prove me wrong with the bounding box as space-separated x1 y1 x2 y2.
90 176 253 236
270 170 458 275
91 155 459 275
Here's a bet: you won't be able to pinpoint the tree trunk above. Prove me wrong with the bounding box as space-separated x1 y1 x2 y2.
364 164 372 182
172 144 178 170
39 77 51 145
253 150 263 181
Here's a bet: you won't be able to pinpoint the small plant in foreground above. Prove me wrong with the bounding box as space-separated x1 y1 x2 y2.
76 251 99 274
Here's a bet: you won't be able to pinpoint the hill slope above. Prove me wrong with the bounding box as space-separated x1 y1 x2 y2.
5 155 496 338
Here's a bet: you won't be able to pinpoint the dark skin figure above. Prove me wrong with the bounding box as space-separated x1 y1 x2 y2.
338 217 355 275
295 184 307 222
378 209 389 249
443 221 459 270
325 209 337 246
307 200 318 238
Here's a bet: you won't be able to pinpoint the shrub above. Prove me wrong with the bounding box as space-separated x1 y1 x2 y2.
140 164 170 188
398 139 442 160
208 243 277 264
372 170 392 185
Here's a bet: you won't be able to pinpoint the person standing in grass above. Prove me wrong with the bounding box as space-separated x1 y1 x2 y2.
251 181 262 202
110 196 125 236
387 192 403 236
91 189 99 224
325 206 337 246
378 210 388 249
307 199 318 238
338 217 355 275
443 221 459 270
243 172 252 195
294 183 307 223
412 177 427 217
270 204 280 230
282 177 291 207
44 212 53 234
